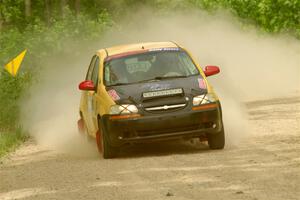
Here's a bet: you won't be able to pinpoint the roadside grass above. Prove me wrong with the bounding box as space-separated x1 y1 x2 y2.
0 128 29 158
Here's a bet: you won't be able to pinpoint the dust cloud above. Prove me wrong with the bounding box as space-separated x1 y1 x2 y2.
21 55 99 157
21 9 300 155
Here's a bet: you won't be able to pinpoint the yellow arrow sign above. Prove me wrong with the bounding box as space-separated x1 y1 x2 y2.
4 49 27 77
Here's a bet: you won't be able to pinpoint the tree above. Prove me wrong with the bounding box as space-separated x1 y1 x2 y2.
0 0 3 30
0 9 3 30
25 0 31 18
75 0 80 16
45 0 51 25
60 0 68 18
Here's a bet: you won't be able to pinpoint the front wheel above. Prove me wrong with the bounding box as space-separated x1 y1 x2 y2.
207 126 225 149
96 120 118 159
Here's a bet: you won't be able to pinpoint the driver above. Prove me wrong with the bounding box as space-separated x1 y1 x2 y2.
109 60 132 84
149 52 183 77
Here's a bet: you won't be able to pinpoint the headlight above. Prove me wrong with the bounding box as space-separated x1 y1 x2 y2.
109 104 138 115
193 93 216 106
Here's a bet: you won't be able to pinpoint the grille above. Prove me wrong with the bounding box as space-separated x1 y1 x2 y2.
144 103 186 113
145 104 186 111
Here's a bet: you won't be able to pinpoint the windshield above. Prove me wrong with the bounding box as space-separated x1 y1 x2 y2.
104 50 200 86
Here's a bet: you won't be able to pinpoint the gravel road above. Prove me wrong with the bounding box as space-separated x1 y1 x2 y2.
0 97 299 200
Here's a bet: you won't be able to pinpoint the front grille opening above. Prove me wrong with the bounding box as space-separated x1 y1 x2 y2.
137 125 199 137
142 93 184 103
141 96 186 108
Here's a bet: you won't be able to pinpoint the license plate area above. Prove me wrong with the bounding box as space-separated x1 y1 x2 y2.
142 88 183 98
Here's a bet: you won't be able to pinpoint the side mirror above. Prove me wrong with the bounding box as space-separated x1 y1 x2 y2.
204 65 220 77
78 80 95 91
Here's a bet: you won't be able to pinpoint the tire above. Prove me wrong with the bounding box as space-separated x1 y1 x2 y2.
96 119 118 159
207 126 225 149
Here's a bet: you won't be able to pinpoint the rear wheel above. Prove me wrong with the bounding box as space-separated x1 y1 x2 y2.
207 126 225 149
96 119 118 159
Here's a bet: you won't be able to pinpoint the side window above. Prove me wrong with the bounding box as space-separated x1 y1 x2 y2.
104 64 110 83
85 55 97 80
91 57 100 84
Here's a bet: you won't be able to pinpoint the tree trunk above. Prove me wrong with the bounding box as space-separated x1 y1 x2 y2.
75 0 80 17
0 7 3 30
60 0 68 18
25 0 31 18
0 0 5 30
45 0 50 26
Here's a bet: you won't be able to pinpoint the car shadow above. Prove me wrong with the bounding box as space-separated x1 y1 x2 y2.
116 139 211 159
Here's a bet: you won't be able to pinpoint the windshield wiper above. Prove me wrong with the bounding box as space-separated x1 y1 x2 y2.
109 82 129 86
135 75 188 84
109 75 189 86
153 75 188 80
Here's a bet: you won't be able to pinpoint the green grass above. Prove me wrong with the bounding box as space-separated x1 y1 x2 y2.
0 128 28 157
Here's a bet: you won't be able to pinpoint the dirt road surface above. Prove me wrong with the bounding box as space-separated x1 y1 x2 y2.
1 97 299 200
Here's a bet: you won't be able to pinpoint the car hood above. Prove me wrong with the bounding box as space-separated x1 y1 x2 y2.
105 75 208 104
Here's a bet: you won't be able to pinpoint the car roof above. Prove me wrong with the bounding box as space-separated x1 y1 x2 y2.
98 42 179 57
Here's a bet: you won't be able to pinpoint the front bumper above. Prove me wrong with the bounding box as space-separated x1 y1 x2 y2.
101 102 223 146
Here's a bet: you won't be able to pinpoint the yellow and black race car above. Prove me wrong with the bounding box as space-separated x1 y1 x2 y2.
78 42 224 158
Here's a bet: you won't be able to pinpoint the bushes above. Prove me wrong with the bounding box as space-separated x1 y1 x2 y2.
0 6 114 156
0 8 113 126
191 0 300 38
0 8 114 66
0 128 28 157
0 70 31 130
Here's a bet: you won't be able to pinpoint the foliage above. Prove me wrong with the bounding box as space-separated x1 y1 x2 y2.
0 128 28 157
191 0 300 38
0 4 114 131
0 70 31 130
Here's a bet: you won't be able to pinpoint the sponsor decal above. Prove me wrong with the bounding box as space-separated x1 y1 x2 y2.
149 47 180 52
198 78 207 89
143 88 183 98
107 89 120 101
142 83 171 91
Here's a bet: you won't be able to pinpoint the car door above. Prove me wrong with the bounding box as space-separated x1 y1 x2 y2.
88 56 100 135
82 55 97 135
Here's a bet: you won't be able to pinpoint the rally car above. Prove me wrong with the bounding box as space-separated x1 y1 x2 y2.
78 42 225 158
